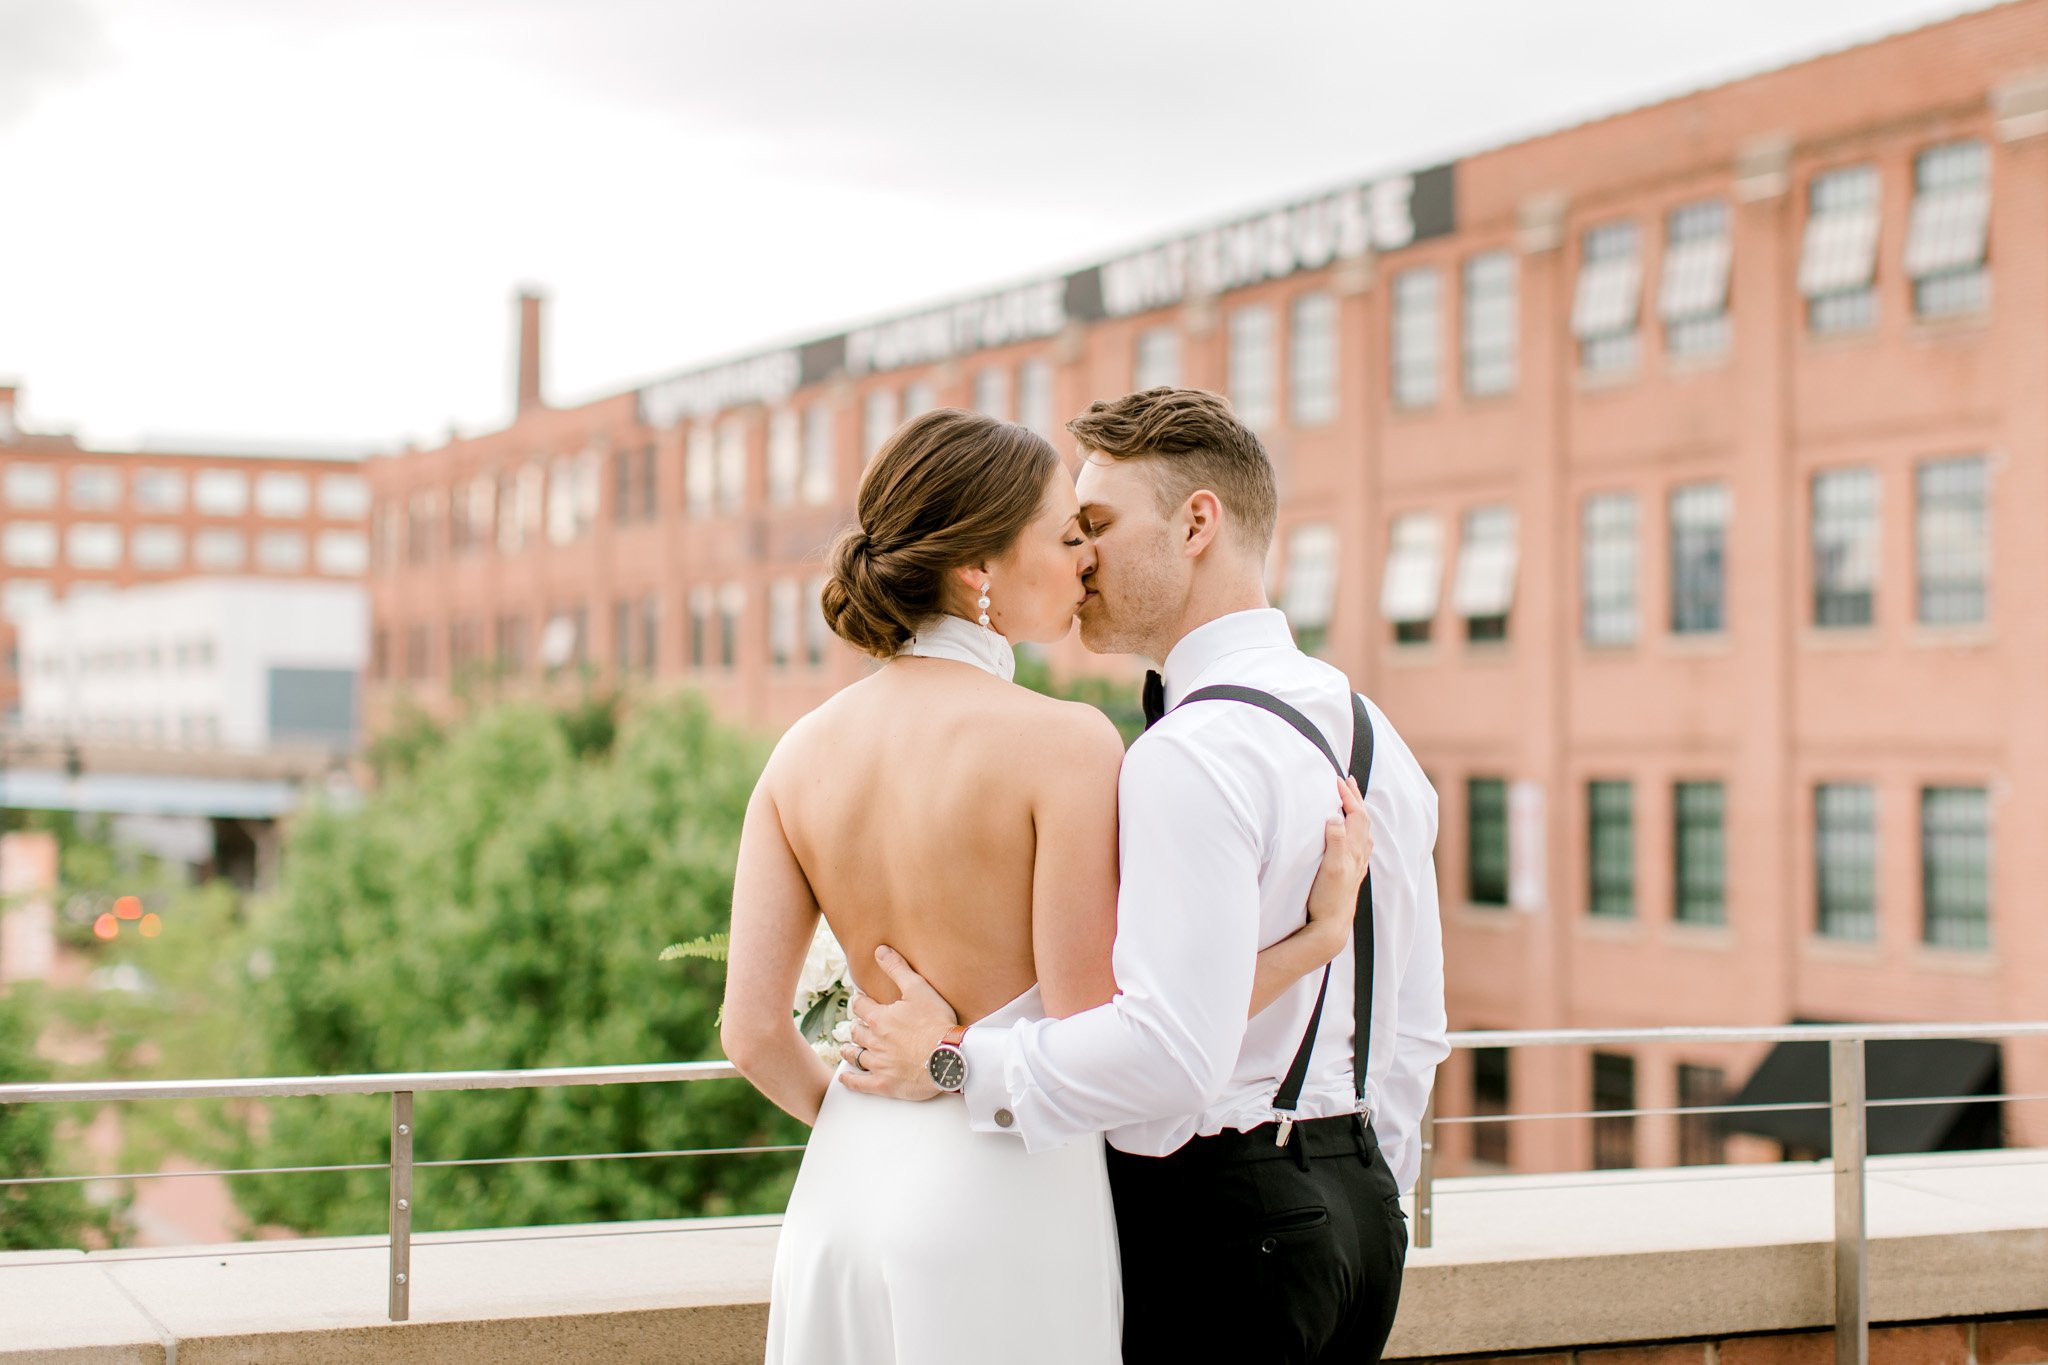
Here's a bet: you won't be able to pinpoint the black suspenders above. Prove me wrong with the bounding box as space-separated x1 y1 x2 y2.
1173 685 1376 1145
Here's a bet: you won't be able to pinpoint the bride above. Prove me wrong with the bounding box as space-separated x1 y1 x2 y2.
719 407 1369 1365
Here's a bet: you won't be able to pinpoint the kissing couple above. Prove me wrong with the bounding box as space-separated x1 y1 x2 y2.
721 387 1448 1365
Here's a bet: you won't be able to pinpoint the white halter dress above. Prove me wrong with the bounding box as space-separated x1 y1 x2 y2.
763 614 1122 1365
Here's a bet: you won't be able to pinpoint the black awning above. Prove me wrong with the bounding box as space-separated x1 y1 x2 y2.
1726 1037 2001 1156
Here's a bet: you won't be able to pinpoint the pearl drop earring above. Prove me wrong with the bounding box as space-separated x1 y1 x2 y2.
977 579 992 630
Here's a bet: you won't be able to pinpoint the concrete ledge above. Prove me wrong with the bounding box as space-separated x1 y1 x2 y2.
4 1153 2043 1363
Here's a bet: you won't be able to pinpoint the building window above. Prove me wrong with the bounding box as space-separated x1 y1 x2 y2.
1800 165 1881 334
193 528 246 570
405 624 433 682
1670 482 1729 635
718 583 744 669
316 530 368 576
685 425 716 517
637 444 658 522
132 526 184 570
864 389 899 462
1660 200 1732 361
612 446 635 523
194 469 250 515
125 468 183 512
769 578 800 670
1226 305 1276 430
66 523 121 570
545 460 578 544
1279 523 1338 654
1921 786 1989 949
3 521 57 568
1573 221 1642 376
1915 455 1987 626
716 417 748 514
640 595 660 673
256 471 310 517
805 574 830 669
1674 781 1726 926
1677 1064 1728 1166
1390 267 1442 409
1812 467 1879 628
461 476 495 554
1380 512 1444 646
1592 1052 1636 1170
1461 251 1517 397
2 581 51 623
613 598 637 673
767 409 801 508
973 367 1011 421
1288 291 1337 426
1017 359 1054 436
1471 1047 1510 1166
1589 780 1634 918
539 607 587 673
1815 783 1877 942
1133 326 1181 390
257 530 308 572
801 406 836 506
1451 505 1517 643
318 472 370 518
1906 140 1990 320
69 466 122 509
688 587 712 671
494 614 528 674
1581 493 1638 646
902 381 936 418
4 462 57 508
1467 778 1509 907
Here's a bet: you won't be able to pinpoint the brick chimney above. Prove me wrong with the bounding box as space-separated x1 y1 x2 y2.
515 289 546 416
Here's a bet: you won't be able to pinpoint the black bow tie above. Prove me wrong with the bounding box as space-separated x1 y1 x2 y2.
1141 670 1166 730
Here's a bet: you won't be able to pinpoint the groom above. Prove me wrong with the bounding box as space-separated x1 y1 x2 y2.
846 387 1447 1364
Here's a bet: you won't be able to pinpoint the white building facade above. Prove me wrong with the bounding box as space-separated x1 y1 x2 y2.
17 578 366 752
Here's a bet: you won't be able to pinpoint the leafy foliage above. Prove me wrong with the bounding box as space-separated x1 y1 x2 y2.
0 986 112 1250
231 693 805 1235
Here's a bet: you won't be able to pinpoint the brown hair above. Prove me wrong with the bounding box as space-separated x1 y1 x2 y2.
1065 387 1277 552
821 408 1061 658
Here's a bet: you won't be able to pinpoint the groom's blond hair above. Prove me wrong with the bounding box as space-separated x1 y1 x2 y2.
1065 388 1277 553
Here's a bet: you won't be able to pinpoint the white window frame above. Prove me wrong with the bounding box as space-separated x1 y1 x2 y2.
4 463 57 509
1017 359 1054 437
1289 291 1338 426
1572 222 1643 373
1227 305 1276 430
194 527 247 570
1461 252 1517 398
864 388 899 461
767 409 801 507
4 521 57 568
1659 200 1732 358
131 526 185 570
716 417 748 514
1133 326 1182 390
318 472 370 518
1451 506 1519 622
685 425 716 516
68 466 122 510
1380 513 1445 625
66 522 122 570
316 530 369 576
255 471 311 518
1281 523 1339 639
194 469 251 516
1390 267 1443 408
973 367 1011 422
1799 165 1882 300
801 406 836 506
257 529 308 573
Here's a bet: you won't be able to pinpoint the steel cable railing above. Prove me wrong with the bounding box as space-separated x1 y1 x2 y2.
3 1022 2046 1358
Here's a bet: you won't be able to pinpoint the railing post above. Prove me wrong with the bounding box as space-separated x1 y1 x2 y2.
389 1090 413 1322
1829 1039 1867 1365
1414 1090 1435 1249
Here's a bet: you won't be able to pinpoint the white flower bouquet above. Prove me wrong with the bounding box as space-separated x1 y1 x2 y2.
662 919 855 1064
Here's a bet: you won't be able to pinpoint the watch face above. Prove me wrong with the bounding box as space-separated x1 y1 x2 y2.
929 1047 965 1091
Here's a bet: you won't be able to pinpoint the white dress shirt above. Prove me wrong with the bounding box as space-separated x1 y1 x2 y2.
959 608 1449 1188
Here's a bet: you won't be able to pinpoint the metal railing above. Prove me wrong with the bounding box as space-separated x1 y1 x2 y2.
1413 1022 2048 1365
3 1022 2045 1359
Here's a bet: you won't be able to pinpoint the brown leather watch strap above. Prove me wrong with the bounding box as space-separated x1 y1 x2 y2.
940 1024 969 1049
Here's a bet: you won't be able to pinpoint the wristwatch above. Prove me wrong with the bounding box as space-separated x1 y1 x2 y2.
927 1025 970 1093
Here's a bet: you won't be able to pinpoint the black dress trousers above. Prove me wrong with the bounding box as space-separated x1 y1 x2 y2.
1105 1115 1408 1365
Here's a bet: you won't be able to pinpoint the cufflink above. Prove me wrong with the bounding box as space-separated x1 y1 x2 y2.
995 1108 1015 1129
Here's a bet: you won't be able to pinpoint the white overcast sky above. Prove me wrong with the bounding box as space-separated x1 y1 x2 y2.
0 0 2001 453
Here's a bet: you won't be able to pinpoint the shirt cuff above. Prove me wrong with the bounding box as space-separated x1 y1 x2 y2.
959 1024 1022 1137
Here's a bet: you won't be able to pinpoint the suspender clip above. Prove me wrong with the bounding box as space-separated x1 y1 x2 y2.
1272 1111 1298 1147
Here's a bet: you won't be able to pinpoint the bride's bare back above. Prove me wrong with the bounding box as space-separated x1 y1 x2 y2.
761 657 1123 1024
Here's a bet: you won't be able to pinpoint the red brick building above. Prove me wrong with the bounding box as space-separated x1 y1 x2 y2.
365 5 2048 1170
0 384 370 720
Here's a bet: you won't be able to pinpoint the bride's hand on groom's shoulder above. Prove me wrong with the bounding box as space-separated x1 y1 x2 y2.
1303 776 1371 957
838 946 958 1101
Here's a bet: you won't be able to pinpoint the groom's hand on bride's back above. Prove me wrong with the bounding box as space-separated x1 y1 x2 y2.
839 946 958 1100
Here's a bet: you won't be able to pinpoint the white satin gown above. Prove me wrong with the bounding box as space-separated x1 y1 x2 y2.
764 985 1123 1364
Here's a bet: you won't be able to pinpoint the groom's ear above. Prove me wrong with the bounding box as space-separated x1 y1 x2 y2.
1180 489 1224 558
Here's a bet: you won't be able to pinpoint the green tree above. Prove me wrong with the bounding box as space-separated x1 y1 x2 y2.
0 986 108 1249
231 693 805 1236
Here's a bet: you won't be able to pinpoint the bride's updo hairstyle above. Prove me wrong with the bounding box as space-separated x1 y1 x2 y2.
822 407 1060 659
